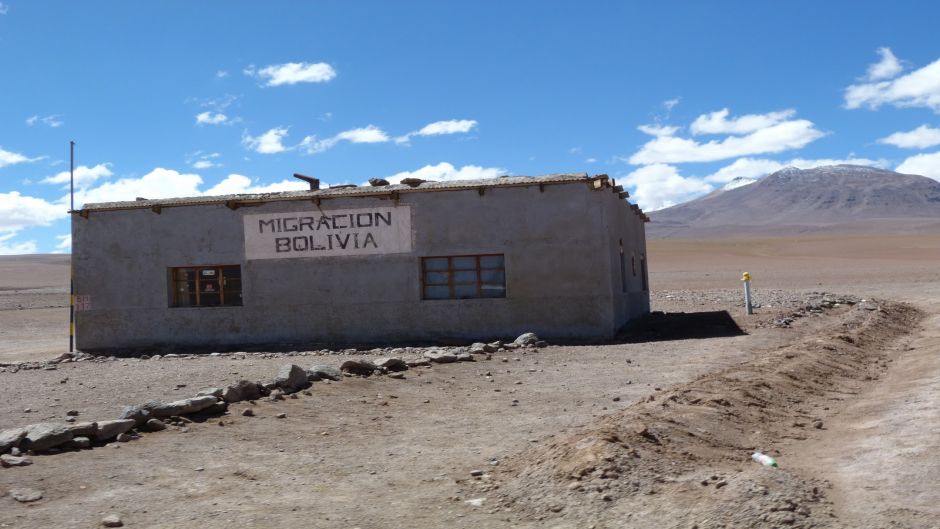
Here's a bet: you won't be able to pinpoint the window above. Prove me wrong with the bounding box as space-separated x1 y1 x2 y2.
422 254 505 300
170 265 242 307
619 239 626 293
631 253 637 276
640 254 648 291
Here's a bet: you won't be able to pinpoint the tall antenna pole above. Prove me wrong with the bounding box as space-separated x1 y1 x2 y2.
69 141 75 353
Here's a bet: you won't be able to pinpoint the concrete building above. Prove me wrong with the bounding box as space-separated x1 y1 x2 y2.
72 173 650 352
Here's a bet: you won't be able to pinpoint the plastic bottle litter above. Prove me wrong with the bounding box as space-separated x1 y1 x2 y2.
751 451 778 467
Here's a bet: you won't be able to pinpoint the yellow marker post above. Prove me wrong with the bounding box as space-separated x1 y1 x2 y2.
742 272 753 315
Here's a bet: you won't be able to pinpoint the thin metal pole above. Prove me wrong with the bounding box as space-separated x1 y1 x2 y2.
69 141 75 353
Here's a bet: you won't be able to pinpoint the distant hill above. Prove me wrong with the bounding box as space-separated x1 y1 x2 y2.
648 165 940 238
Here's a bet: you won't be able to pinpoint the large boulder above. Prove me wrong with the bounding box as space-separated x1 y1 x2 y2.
0 428 27 453
22 423 74 452
274 364 310 393
94 419 135 441
340 359 378 376
223 380 262 403
307 365 343 381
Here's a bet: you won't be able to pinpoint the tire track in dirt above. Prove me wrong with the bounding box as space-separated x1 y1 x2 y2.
791 311 940 529
490 300 922 528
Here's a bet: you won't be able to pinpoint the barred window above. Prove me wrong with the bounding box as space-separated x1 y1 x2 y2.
170 265 242 307
422 254 505 300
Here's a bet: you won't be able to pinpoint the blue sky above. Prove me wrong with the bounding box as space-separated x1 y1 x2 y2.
2 1 940 253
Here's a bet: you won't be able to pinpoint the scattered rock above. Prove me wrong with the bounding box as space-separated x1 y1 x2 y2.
10 488 42 503
307 365 343 381
195 387 223 398
22 423 74 452
116 433 133 443
101 514 124 527
455 352 475 362
0 427 27 453
340 359 378 376
95 419 136 441
404 357 431 368
425 350 457 364
470 469 484 477
223 380 262 403
373 357 408 372
368 177 390 187
0 454 33 467
469 343 492 354
147 395 218 418
276 413 287 419
274 364 310 393
118 405 151 427
241 408 255 417
145 419 167 432
400 177 427 187
9 488 43 503
69 437 91 449
66 421 98 438
66 410 80 417
388 372 406 379
513 332 539 346
534 340 548 348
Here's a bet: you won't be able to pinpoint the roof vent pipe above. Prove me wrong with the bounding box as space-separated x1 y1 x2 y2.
293 173 320 190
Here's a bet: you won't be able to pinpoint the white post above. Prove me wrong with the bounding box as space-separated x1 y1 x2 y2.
742 272 753 315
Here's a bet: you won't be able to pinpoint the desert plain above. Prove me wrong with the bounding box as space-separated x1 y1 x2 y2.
1 233 939 528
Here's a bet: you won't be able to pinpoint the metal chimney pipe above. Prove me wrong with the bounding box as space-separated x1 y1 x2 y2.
293 173 320 190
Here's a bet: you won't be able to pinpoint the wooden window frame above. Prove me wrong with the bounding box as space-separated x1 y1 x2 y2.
421 254 506 300
170 264 243 308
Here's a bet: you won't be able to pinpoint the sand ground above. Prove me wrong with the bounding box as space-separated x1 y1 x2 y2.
1 234 939 528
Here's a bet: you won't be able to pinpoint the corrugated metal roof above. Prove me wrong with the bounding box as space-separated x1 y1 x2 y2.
80 173 594 212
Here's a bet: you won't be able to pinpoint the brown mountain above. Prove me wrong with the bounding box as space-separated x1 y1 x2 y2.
648 165 940 238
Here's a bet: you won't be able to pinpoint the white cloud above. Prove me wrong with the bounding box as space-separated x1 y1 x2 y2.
395 119 478 144
0 233 38 255
845 53 940 112
878 125 940 149
40 163 113 188
300 125 390 154
192 160 217 169
0 3 7 15
416 119 477 136
205 174 308 195
26 114 63 128
663 98 681 112
0 191 65 231
384 162 505 184
55 234 71 251
690 108 796 135
246 62 337 86
622 164 713 211
630 110 825 165
242 127 290 154
637 124 680 137
216 70 229 78
585 158 597 164
0 146 42 168
865 47 904 81
703 156 888 184
896 151 940 181
195 111 232 125
74 168 204 206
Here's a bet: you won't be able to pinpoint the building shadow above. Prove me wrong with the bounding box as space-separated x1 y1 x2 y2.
615 310 746 343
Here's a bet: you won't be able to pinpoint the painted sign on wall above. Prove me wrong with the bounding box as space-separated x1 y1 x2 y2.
243 206 412 259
